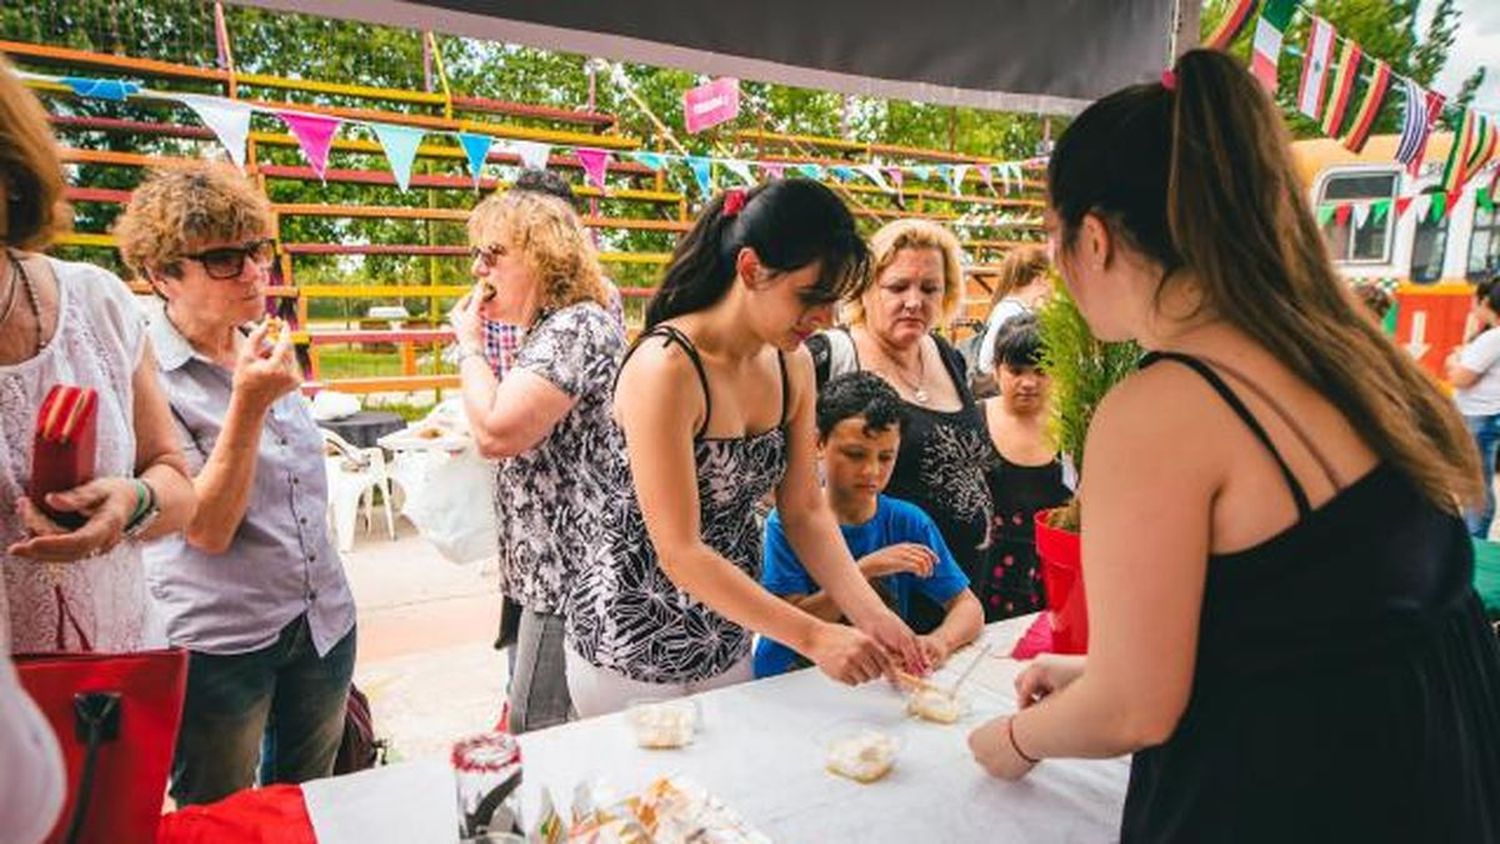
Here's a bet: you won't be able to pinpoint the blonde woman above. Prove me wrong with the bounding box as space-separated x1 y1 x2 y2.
807 218 996 632
449 189 625 732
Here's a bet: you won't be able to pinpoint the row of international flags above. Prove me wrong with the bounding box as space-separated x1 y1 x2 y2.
1207 0 1497 196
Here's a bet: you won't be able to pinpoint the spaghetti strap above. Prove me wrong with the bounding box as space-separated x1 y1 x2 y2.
1141 351 1312 517
776 351 790 429
1198 355 1344 490
624 325 713 439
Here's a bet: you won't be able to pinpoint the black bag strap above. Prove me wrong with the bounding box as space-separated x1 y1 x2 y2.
65 692 121 844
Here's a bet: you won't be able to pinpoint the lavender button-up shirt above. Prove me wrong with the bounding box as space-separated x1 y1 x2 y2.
141 302 355 656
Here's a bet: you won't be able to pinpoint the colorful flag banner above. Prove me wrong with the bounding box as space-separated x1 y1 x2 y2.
575 147 611 191
1351 202 1370 229
370 123 425 192
1372 198 1392 225
1320 40 1361 138
797 163 825 180
886 167 905 196
1412 193 1432 221
947 164 970 195
723 159 757 186
1250 0 1298 93
1441 110 1480 193
682 77 741 134
277 111 342 181
830 165 856 182
1458 116 1498 193
1206 0 1258 50
688 155 715 195
1333 203 1352 227
62 77 140 101
1429 191 1449 222
457 132 494 189
629 151 667 171
1316 204 1336 226
1395 196 1414 218
857 164 891 192
177 94 253 168
977 164 995 194
760 162 787 180
1297 16 1337 119
911 165 933 184
1396 83 1445 177
1341 60 1390 153
510 141 552 171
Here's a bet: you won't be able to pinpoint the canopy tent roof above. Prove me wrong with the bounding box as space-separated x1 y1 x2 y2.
230 0 1178 115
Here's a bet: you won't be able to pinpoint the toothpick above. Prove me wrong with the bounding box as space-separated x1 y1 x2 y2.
946 643 993 698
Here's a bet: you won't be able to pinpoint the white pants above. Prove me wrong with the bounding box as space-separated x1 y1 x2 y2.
565 650 754 718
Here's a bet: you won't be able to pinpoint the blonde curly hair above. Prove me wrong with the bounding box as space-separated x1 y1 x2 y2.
844 218 964 328
467 189 607 312
113 161 273 285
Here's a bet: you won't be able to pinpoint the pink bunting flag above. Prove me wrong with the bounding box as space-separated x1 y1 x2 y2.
575 148 611 191
760 162 786 180
886 167 905 197
977 164 995 194
277 111 342 181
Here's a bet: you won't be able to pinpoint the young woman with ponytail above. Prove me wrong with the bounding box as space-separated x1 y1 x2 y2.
564 180 924 716
968 49 1500 839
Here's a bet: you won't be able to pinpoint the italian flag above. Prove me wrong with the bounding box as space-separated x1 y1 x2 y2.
1297 17 1337 119
1320 39 1362 138
1342 60 1391 153
1251 0 1298 93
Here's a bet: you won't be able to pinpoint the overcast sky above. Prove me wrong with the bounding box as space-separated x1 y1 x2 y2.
1419 0 1499 112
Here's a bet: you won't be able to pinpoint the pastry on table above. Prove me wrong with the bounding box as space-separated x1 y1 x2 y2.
626 700 697 749
907 687 962 724
826 730 897 783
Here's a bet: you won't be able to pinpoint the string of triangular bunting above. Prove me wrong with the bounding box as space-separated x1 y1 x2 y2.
1314 180 1497 228
1209 0 1498 194
25 69 1043 203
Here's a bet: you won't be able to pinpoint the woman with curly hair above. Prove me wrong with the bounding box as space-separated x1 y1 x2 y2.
448 189 626 732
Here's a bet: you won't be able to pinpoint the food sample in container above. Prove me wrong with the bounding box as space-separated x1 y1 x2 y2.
907 687 963 724
625 699 697 749
825 730 897 783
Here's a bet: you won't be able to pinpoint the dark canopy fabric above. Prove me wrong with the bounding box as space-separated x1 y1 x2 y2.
232 0 1176 114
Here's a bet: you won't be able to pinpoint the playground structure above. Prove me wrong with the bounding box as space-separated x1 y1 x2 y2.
3 3 1047 398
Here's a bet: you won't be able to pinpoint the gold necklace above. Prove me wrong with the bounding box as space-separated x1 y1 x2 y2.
875 339 929 404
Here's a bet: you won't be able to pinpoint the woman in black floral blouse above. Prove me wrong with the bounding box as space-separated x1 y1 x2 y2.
449 189 625 732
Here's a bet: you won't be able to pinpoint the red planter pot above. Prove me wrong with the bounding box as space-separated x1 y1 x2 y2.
1034 509 1087 654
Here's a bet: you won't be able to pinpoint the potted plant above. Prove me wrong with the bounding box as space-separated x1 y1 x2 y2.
1033 283 1140 653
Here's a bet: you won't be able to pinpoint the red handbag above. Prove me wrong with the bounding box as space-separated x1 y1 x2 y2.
15 646 188 844
27 384 99 529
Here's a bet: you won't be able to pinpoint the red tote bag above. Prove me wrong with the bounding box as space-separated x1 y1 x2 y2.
15 647 189 844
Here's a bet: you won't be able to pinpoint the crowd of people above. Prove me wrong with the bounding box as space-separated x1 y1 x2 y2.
3 45 1499 841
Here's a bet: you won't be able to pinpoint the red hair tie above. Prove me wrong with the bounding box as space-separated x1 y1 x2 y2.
723 188 747 218
1161 69 1177 91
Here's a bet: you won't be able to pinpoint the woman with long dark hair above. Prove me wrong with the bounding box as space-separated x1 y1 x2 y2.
565 180 923 715
967 50 1500 840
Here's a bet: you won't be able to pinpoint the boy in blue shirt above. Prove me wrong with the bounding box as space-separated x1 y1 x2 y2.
755 372 983 677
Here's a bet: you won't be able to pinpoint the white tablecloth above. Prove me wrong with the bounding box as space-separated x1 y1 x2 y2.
305 615 1129 843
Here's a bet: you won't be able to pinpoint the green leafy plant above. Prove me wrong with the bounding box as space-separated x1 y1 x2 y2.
1036 281 1140 531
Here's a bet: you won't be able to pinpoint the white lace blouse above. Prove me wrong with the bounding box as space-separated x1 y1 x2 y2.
0 257 149 654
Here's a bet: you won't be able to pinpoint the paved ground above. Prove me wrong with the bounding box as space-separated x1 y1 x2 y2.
342 519 508 763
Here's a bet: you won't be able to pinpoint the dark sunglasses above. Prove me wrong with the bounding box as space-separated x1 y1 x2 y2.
468 242 508 269
182 238 277 280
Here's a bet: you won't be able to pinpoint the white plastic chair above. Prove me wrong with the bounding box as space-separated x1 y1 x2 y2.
321 429 397 553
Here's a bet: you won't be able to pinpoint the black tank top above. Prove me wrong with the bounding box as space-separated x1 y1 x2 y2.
1122 351 1500 842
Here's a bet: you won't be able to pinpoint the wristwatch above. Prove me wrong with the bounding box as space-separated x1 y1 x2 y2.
123 479 161 540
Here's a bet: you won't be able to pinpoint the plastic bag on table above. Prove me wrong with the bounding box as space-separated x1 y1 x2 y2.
391 448 497 564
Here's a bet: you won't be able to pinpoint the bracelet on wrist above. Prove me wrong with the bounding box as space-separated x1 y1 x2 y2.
1007 715 1040 765
127 479 152 523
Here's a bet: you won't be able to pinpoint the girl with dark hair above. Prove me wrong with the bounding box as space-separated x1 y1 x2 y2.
978 315 1070 621
1446 275 1500 538
967 50 1500 840
565 180 923 715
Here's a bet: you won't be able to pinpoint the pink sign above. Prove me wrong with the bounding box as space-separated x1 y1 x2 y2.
683 77 741 134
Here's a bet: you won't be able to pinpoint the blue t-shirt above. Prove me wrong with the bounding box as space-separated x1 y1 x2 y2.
754 495 971 678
